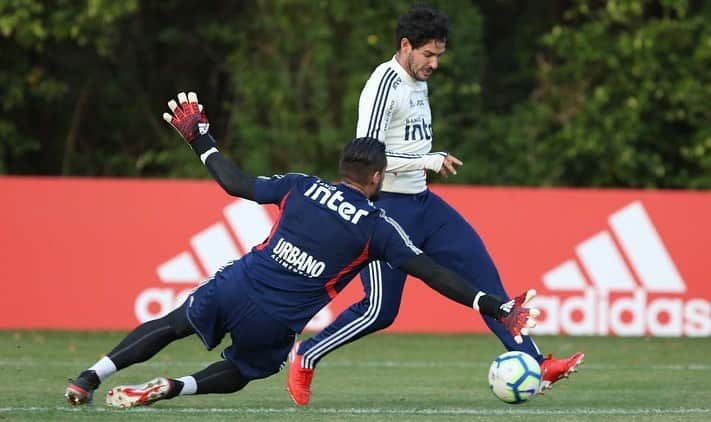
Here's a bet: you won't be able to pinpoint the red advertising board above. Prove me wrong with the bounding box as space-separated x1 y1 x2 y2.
1 176 709 336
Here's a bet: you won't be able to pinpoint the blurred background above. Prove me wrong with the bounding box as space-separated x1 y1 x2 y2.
2 0 710 187
1 2 710 418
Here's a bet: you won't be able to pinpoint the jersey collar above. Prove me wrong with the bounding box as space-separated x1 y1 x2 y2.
390 54 421 86
338 182 375 206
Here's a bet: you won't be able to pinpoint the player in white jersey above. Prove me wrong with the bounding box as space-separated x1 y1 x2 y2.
287 4 584 406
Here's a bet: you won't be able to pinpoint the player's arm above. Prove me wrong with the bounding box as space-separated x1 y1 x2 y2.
384 151 462 177
190 135 256 200
162 91 257 201
399 254 490 310
356 69 396 142
399 254 508 316
400 254 538 344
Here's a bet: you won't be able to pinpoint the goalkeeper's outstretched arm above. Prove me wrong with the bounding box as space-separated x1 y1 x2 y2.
400 254 505 317
162 91 257 201
189 134 257 201
399 253 539 344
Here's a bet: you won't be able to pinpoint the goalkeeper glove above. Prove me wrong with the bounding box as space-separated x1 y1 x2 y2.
163 91 210 143
476 289 539 344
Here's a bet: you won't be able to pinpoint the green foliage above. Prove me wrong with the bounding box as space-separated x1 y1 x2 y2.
482 0 711 188
0 0 139 175
0 0 709 188
223 0 415 180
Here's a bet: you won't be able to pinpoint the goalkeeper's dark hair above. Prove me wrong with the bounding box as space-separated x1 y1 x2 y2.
395 3 449 50
339 137 387 185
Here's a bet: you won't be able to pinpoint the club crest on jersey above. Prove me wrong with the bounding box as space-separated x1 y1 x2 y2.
304 182 370 224
272 237 326 278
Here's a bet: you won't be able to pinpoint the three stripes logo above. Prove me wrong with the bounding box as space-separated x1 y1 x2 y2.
133 199 334 330
530 201 710 337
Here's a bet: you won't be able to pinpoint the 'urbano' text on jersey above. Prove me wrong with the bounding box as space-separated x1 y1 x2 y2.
271 237 326 278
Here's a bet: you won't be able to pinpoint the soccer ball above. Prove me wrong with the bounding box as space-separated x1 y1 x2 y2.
488 351 541 404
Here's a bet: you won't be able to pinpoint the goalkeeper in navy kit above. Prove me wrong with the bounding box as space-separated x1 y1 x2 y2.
65 92 538 408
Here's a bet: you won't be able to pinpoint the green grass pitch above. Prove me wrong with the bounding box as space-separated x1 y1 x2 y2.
0 331 708 421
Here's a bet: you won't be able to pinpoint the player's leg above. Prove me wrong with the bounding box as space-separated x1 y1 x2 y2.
294 192 424 370
420 191 583 391
65 299 195 405
105 265 295 408
105 359 250 408
288 192 426 405
66 261 244 406
419 195 543 360
288 260 407 405
300 261 406 367
432 232 543 359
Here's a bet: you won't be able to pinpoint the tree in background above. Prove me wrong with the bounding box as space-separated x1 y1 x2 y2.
0 0 241 177
473 0 711 188
0 0 709 188
0 0 138 175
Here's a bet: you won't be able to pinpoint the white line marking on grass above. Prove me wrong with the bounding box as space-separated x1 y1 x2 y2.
2 360 710 371
0 407 709 416
323 361 711 371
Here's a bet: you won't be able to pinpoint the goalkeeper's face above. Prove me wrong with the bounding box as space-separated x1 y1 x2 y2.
403 39 446 81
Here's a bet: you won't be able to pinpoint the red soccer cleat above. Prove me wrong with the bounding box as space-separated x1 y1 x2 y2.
287 341 314 406
539 352 585 393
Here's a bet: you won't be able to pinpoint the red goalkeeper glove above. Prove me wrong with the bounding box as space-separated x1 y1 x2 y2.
497 289 539 344
163 91 210 143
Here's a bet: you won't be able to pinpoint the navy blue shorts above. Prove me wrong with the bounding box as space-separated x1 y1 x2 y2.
185 261 296 381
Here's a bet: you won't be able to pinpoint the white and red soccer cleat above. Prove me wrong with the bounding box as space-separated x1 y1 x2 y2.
539 352 585 393
287 341 315 406
105 377 175 408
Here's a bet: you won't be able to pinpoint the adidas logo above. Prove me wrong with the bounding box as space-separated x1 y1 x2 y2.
133 199 334 330
531 201 710 337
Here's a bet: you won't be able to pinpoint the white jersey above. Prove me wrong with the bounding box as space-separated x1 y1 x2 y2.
356 55 447 194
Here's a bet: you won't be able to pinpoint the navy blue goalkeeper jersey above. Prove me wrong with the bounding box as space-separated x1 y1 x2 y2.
239 173 422 332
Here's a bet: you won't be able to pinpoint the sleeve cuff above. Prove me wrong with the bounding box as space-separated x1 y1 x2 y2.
475 293 505 318
190 133 217 156
423 153 446 172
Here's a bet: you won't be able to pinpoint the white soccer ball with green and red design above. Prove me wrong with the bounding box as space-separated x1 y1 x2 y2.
488 351 541 404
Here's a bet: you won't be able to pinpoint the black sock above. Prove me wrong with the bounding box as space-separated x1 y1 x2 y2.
74 370 101 390
192 360 249 394
107 301 195 370
163 379 184 399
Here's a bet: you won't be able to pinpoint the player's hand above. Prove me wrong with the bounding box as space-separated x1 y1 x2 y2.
163 91 210 143
437 154 463 178
497 289 539 344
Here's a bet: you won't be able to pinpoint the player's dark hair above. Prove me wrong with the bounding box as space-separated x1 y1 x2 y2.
395 3 449 50
339 137 387 185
